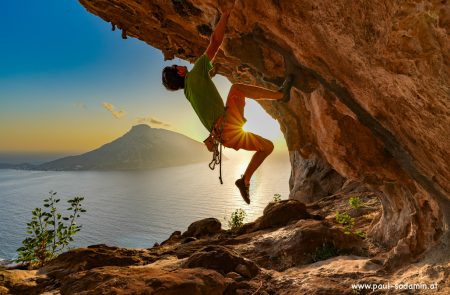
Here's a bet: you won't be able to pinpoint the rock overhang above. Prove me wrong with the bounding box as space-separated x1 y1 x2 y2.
78 0 450 263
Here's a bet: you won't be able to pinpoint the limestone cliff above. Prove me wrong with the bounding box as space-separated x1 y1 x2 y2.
80 0 450 262
78 0 449 266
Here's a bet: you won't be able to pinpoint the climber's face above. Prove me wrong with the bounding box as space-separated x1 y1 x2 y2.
176 65 187 77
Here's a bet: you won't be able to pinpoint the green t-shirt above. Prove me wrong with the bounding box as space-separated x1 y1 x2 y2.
184 54 225 132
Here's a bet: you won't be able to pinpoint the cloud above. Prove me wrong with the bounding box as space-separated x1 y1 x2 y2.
74 102 87 110
136 117 148 124
149 118 164 125
102 102 125 119
136 116 171 128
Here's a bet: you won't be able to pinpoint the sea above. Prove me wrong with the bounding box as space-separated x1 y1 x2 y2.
0 151 291 262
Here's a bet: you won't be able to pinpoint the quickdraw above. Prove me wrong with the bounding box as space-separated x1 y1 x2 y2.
208 110 227 184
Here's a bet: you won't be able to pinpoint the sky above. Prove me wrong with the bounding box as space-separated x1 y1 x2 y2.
0 0 287 161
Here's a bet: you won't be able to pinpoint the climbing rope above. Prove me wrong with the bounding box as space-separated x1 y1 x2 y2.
208 110 227 184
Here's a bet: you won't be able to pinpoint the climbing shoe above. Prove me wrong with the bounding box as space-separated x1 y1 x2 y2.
279 74 295 103
235 176 250 204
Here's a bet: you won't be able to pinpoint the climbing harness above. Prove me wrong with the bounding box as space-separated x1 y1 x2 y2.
208 109 227 184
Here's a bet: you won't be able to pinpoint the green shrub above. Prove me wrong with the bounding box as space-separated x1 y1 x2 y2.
16 191 86 267
273 193 282 202
349 196 362 209
354 229 366 239
228 208 246 230
343 224 353 235
336 211 366 238
336 211 354 225
335 211 355 235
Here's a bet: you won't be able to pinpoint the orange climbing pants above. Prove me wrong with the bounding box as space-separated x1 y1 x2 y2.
213 87 268 152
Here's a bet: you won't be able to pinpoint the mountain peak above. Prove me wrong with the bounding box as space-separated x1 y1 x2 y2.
129 124 152 134
131 124 152 131
35 123 211 170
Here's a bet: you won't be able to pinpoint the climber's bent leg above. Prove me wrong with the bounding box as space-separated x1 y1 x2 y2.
219 86 275 185
243 138 274 184
230 83 283 101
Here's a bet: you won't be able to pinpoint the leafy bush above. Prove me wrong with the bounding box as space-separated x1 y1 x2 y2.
16 191 86 267
335 211 355 235
273 193 282 202
354 229 366 239
228 208 246 230
349 196 362 209
336 211 367 238
335 211 354 225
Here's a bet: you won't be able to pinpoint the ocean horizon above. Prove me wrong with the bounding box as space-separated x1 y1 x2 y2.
0 152 76 165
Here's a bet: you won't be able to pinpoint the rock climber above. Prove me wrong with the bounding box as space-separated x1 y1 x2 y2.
162 0 294 204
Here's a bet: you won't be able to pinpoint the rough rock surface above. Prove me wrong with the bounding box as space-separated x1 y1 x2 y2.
235 219 364 271
60 266 227 295
182 217 223 238
77 0 450 266
9 0 444 293
2 197 449 294
236 199 315 234
184 245 260 278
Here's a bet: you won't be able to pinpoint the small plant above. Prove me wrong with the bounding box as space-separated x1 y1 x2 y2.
16 191 86 267
312 243 339 262
335 211 353 225
335 211 355 235
336 211 366 238
228 208 246 230
273 193 282 202
349 196 362 209
354 229 366 239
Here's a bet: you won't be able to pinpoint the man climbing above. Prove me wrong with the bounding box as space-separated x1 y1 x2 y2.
162 1 294 204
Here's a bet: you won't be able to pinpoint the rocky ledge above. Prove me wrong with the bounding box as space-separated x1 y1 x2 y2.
1 193 448 294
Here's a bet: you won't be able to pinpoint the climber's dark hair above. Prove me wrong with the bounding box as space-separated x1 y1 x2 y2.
162 65 185 91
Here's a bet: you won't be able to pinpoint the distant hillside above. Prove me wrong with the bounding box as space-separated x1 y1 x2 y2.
0 163 35 170
34 125 212 171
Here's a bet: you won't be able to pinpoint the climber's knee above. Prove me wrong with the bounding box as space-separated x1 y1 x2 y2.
226 84 246 116
227 84 246 103
230 83 245 93
261 139 274 155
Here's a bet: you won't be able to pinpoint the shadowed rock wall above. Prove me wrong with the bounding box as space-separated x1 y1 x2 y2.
78 0 450 265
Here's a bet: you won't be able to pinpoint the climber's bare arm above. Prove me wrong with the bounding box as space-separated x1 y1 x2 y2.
205 1 235 61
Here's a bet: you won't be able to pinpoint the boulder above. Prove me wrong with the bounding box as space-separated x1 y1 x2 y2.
258 200 311 229
239 220 364 271
41 244 156 279
184 245 259 278
160 230 182 245
0 269 40 295
60 266 226 295
182 217 222 238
